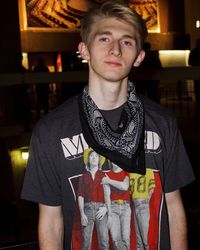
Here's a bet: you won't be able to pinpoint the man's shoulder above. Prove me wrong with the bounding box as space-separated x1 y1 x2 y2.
142 96 175 119
44 95 78 119
142 95 177 130
33 95 80 135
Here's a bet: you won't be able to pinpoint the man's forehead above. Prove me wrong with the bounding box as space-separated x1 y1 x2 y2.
90 17 136 37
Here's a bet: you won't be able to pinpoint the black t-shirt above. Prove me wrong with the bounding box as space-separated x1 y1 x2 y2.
21 95 195 250
100 104 125 131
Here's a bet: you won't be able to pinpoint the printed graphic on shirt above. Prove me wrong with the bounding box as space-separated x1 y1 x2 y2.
144 131 161 154
61 133 88 160
71 147 163 250
129 169 163 250
61 131 161 161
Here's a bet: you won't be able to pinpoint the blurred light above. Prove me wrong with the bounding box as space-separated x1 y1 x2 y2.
158 50 190 67
56 53 62 72
148 27 160 33
22 52 29 69
21 151 29 160
82 59 88 63
196 20 200 28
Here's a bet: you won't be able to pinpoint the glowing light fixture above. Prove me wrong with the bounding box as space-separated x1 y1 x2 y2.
158 50 190 67
21 147 29 160
196 20 200 28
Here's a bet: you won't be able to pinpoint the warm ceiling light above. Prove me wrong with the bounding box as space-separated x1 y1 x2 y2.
21 151 29 160
196 20 200 28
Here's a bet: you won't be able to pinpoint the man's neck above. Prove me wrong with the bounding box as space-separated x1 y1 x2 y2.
90 167 98 180
88 78 128 110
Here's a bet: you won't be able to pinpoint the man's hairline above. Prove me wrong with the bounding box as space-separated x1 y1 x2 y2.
83 16 142 50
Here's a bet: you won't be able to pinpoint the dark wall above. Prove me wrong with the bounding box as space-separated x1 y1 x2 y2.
154 0 189 50
0 1 21 73
167 0 185 33
21 30 81 53
158 0 185 33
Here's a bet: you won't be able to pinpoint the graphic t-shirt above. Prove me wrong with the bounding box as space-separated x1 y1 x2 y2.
21 95 195 250
77 170 105 202
106 170 130 201
130 168 156 199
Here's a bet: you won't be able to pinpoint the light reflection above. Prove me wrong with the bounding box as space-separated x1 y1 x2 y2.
158 50 190 67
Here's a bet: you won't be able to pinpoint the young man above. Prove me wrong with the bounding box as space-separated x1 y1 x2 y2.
21 1 195 249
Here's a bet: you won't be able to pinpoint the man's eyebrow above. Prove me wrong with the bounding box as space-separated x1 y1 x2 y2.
122 34 136 40
95 31 136 40
95 31 112 36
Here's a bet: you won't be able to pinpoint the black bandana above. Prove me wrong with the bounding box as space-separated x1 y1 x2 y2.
79 81 146 174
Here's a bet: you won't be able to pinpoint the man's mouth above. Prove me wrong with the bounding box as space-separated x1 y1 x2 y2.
104 61 122 66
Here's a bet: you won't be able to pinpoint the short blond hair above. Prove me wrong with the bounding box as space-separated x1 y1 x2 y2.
80 0 148 51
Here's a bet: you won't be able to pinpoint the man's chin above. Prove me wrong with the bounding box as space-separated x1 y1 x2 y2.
102 73 128 83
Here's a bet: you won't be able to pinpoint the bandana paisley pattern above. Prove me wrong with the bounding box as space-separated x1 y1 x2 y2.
81 81 144 159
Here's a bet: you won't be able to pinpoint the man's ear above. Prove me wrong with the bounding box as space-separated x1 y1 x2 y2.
78 42 90 61
133 50 145 67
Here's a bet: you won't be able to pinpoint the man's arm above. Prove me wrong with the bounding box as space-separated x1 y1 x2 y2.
165 190 188 250
78 196 88 226
38 204 64 250
102 174 129 191
103 183 112 228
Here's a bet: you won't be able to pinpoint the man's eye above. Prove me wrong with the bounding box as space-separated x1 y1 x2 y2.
121 40 133 46
99 37 109 42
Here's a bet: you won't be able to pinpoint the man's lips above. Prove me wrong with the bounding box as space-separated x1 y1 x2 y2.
104 61 122 66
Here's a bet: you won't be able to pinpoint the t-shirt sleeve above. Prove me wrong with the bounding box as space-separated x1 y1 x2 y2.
163 117 195 193
21 125 62 206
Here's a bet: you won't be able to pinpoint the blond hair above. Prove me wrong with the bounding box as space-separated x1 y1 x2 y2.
80 0 148 51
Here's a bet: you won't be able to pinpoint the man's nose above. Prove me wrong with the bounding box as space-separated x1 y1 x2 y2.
110 40 122 57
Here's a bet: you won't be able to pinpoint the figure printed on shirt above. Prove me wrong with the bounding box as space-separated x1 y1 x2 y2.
129 169 155 249
72 146 163 250
77 148 109 250
102 161 131 250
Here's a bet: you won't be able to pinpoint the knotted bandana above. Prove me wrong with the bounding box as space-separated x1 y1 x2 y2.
79 81 146 174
